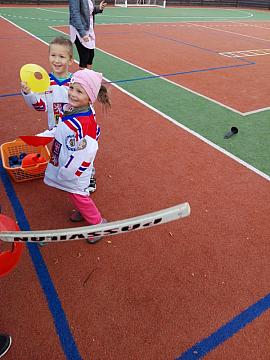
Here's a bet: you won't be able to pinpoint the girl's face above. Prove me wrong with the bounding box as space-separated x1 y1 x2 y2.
68 83 90 108
49 44 73 78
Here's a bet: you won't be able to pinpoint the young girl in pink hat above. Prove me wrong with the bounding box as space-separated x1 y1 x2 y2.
38 69 111 244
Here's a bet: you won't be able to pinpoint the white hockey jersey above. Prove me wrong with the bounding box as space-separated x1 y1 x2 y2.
38 106 100 196
22 72 71 130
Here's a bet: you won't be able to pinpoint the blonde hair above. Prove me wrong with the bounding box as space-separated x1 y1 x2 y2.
97 84 111 110
49 36 73 59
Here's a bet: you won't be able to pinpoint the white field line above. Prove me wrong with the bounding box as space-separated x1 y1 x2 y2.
0 12 66 22
99 48 248 115
52 25 247 116
1 13 243 26
220 49 270 57
1 16 270 182
36 7 68 14
187 21 270 43
53 23 269 116
239 106 270 116
227 21 270 30
35 6 254 20
0 15 52 46
110 82 270 182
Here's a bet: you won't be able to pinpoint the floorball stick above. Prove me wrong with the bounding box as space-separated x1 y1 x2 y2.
0 202 190 243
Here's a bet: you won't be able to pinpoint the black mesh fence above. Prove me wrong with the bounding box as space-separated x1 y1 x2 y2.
165 0 270 7
0 0 269 8
0 0 68 3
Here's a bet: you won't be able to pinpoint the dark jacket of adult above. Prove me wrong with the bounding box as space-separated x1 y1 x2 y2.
69 0 103 38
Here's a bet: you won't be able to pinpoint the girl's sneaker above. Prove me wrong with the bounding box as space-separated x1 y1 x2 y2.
87 219 107 244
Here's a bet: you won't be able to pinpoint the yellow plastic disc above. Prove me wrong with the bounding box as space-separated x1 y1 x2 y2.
20 64 50 93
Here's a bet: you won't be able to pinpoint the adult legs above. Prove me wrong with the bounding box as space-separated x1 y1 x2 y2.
74 37 94 69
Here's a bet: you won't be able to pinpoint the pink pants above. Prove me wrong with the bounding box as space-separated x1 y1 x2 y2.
69 193 102 225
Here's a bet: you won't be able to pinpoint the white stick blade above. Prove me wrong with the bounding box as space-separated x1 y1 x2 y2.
0 202 190 243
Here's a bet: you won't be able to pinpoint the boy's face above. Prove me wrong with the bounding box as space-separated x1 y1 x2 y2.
68 83 90 108
49 44 73 78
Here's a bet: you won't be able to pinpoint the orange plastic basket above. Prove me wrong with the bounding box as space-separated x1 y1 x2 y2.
0 138 50 183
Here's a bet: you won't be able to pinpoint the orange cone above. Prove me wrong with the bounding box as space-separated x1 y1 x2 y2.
0 214 24 277
21 153 45 168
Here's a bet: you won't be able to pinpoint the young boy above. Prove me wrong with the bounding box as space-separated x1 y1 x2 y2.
21 36 73 130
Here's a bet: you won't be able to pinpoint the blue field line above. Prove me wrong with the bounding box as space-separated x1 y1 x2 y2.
1 155 270 360
144 31 226 54
109 61 254 84
142 31 256 66
0 59 255 99
176 292 270 359
144 28 270 49
0 159 83 360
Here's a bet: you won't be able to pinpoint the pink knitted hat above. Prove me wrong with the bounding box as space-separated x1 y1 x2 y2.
71 69 103 104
